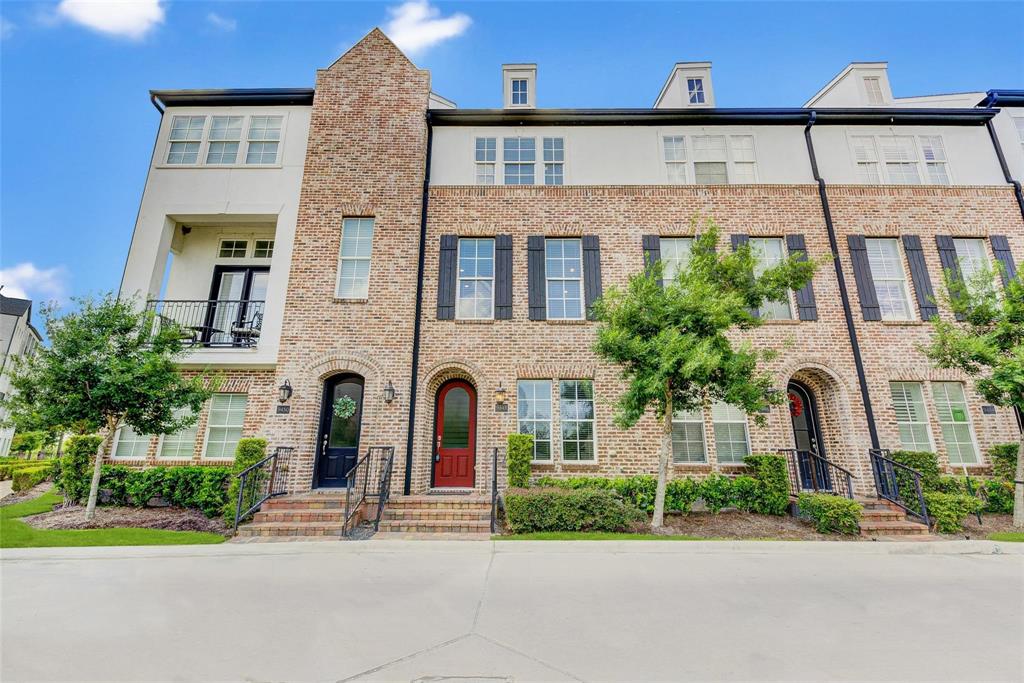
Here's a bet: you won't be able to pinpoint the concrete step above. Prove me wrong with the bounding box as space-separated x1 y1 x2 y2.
236 521 346 538
859 520 930 537
372 531 492 541
377 518 491 534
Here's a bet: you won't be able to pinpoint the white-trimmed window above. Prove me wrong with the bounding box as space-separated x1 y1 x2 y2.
864 77 884 105
849 134 950 185
475 137 496 185
253 240 274 258
953 238 990 294
712 402 750 463
749 237 793 319
166 115 206 164
545 238 583 320
159 408 198 459
931 382 978 464
245 115 282 165
663 136 688 183
661 237 694 281
517 379 552 461
218 239 248 258
729 135 757 183
889 382 933 452
851 136 881 183
336 217 375 299
919 136 950 185
503 137 535 185
672 408 706 463
511 79 529 106
878 136 921 184
687 78 705 105
1014 116 1024 152
113 424 150 459
206 116 242 164
203 394 247 459
865 238 913 321
559 380 595 462
693 135 728 184
456 238 494 319
543 137 564 185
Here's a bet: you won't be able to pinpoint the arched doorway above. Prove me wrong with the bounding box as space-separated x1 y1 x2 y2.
788 380 831 491
315 373 364 488
432 379 476 488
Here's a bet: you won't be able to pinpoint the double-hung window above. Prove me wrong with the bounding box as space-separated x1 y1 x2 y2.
517 380 552 461
204 393 247 459
503 137 535 185
687 78 705 104
931 382 978 464
246 116 282 165
559 380 595 461
545 238 583 320
456 238 494 319
851 136 881 183
693 135 728 184
166 116 206 164
865 238 913 321
660 237 694 281
953 238 991 295
475 137 496 185
749 237 793 319
919 136 950 185
543 137 564 185
672 409 706 463
712 402 750 463
206 116 242 164
336 218 375 299
511 79 529 106
113 424 150 458
878 136 921 184
159 408 199 459
663 136 687 183
729 136 757 183
889 382 932 452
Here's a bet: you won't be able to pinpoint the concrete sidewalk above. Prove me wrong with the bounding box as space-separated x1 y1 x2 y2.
3 540 1022 682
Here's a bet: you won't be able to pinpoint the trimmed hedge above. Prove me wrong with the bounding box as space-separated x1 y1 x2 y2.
797 493 862 535
988 443 1018 483
55 435 102 504
923 491 985 534
740 455 791 515
12 465 52 492
504 487 646 534
506 434 533 488
223 438 268 525
1 459 57 481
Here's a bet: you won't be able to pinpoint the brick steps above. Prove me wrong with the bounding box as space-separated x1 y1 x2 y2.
378 494 492 535
236 521 345 538
855 498 932 538
254 509 346 524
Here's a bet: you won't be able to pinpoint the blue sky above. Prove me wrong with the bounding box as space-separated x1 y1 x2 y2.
1 1 1021 312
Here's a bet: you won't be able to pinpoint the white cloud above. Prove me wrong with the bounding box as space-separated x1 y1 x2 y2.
206 11 236 32
0 17 15 40
384 0 470 55
57 0 165 40
0 263 69 303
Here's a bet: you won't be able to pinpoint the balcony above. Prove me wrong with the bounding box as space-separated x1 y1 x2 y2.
146 299 265 349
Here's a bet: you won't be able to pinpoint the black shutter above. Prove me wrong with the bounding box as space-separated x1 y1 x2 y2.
527 236 546 321
786 234 818 321
642 234 662 287
436 235 457 320
935 235 965 321
901 235 938 320
583 235 603 320
990 235 1017 285
494 235 513 319
730 234 757 317
847 235 881 321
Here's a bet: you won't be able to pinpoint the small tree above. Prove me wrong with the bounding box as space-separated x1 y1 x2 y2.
0 295 212 519
593 220 817 528
924 266 1024 528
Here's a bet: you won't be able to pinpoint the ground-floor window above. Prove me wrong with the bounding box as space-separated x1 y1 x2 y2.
112 424 150 458
517 379 552 462
712 402 749 463
203 393 248 459
931 382 978 464
672 408 706 463
889 381 933 452
559 380 595 462
159 408 199 459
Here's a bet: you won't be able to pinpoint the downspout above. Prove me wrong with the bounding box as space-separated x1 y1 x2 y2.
404 113 433 495
984 117 1024 223
804 111 881 450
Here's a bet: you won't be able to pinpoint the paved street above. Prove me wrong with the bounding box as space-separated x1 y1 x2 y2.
2 540 1022 682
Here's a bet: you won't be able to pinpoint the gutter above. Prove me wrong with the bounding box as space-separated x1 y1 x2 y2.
984 118 1024 222
803 111 881 451
404 113 433 495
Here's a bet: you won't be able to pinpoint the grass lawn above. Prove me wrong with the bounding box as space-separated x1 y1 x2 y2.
1 490 226 549
987 532 1024 542
494 531 757 541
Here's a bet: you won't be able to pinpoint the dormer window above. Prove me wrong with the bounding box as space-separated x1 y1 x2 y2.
512 79 529 106
864 77 884 105
687 78 705 105
503 64 537 109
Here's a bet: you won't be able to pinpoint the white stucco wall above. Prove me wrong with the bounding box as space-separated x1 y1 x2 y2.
0 309 41 457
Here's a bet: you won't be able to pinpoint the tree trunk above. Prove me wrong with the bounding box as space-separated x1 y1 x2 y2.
652 391 673 530
84 422 114 521
1014 431 1024 529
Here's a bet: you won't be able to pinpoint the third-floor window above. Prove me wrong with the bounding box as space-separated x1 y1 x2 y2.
165 114 284 166
849 135 950 185
503 137 536 185
662 134 757 184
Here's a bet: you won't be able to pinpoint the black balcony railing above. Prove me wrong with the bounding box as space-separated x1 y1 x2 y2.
146 299 264 348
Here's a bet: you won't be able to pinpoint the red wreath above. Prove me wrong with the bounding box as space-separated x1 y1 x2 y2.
788 392 803 418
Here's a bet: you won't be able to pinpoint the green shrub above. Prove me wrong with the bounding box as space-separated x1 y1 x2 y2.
506 433 533 488
988 443 1019 482
504 487 646 534
12 465 51 492
56 435 103 504
889 450 942 492
730 475 760 513
1 460 57 480
798 493 862 534
223 437 268 526
740 454 790 515
923 491 985 533
11 431 45 455
665 477 702 513
699 473 733 513
981 479 1014 514
100 465 133 505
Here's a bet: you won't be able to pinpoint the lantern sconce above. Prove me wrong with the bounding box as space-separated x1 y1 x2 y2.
494 382 509 406
383 380 397 405
278 379 293 404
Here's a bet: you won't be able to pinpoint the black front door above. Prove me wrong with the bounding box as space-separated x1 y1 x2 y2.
315 374 364 488
788 381 832 491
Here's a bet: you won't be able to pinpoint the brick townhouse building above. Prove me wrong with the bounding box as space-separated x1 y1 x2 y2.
117 30 1023 522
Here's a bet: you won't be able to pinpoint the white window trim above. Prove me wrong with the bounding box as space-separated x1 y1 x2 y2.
111 424 150 460
335 217 375 300
218 238 250 259
671 409 707 464
455 237 495 321
711 404 752 465
200 394 247 460
845 132 954 185
542 137 566 186
253 239 275 259
749 236 795 320
501 136 537 185
557 379 597 463
865 237 916 322
474 136 497 186
889 381 936 453
544 238 585 321
931 382 981 466
159 111 288 169
518 379 554 464
659 133 759 184
661 135 688 184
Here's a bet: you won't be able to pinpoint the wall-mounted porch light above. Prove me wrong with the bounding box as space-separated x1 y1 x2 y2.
383 380 397 404
494 382 508 405
278 379 293 403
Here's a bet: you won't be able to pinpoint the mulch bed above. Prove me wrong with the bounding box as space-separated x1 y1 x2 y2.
23 505 228 534
940 514 1018 540
661 510 860 541
0 482 53 507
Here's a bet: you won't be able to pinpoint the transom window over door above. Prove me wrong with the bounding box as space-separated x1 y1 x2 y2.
503 137 535 185
749 237 793 319
865 238 913 321
336 218 375 299
889 382 932 452
457 238 494 319
660 237 694 281
545 238 583 320
560 380 595 461
517 380 552 461
931 382 978 464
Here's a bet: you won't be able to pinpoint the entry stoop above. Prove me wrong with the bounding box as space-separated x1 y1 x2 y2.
857 498 932 539
376 494 492 536
235 493 352 539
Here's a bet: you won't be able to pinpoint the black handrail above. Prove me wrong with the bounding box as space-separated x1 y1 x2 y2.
146 299 265 348
490 446 505 533
232 446 291 532
342 446 395 537
779 448 856 499
869 449 930 526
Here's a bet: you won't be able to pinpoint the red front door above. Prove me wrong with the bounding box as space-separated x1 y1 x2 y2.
433 380 476 488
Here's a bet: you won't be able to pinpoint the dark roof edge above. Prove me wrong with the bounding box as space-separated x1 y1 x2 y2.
428 107 996 126
978 90 1024 108
150 88 315 108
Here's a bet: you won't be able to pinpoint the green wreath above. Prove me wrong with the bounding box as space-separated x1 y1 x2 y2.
333 395 357 420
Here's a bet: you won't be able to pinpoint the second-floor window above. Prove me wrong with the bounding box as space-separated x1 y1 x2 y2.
865 238 913 321
336 218 375 299
687 78 705 105
953 238 989 293
660 237 694 281
749 237 793 319
475 137 496 185
543 137 564 185
504 137 535 185
545 238 583 320
457 238 494 319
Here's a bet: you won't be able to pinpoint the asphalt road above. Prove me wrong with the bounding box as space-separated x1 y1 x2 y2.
2 540 1022 682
